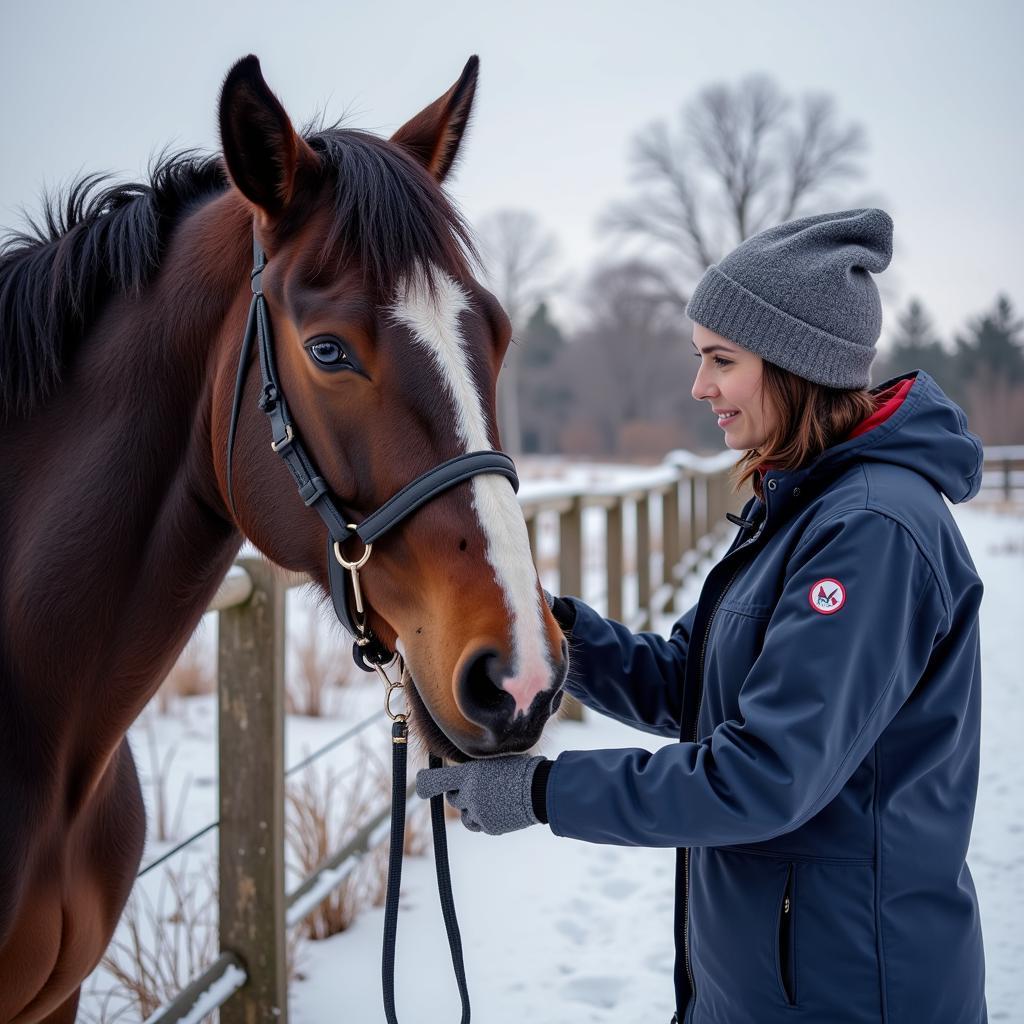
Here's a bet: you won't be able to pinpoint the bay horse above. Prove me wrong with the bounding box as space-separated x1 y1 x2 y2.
0 55 567 1022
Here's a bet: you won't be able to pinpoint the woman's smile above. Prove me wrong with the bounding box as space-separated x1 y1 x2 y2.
691 324 777 449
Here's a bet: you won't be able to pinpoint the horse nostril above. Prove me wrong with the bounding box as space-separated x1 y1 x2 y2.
457 648 511 717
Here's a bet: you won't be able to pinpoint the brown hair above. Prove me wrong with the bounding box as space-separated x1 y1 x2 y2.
733 360 877 499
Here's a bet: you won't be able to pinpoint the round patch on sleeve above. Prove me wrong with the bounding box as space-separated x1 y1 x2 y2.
809 578 846 614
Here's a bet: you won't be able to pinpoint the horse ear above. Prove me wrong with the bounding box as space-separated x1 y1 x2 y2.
218 55 314 218
391 56 479 182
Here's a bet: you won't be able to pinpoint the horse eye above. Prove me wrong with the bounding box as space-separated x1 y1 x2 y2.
308 338 348 367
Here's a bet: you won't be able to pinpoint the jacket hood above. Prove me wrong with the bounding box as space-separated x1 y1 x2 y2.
780 370 984 504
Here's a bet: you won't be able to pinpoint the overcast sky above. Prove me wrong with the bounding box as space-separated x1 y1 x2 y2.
2 0 1020 345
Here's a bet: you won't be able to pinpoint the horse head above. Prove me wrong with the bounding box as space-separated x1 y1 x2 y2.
214 56 567 761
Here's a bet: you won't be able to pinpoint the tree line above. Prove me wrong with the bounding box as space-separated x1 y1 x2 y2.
514 288 1023 457
480 73 1021 455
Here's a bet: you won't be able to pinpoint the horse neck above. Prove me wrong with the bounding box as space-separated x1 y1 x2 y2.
0 192 254 793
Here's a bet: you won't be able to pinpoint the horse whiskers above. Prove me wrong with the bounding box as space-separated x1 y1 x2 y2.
403 677 472 765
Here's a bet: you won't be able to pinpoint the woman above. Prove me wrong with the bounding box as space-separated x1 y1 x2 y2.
417 209 988 1023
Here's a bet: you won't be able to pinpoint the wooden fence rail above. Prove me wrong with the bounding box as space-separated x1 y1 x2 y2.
138 446 1019 1022
973 445 1024 505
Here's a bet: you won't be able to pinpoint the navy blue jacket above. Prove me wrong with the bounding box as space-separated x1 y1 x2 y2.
548 371 987 1023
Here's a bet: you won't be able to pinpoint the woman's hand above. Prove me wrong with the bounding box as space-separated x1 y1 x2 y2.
416 755 546 835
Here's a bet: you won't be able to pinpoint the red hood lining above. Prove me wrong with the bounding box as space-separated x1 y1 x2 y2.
757 376 915 475
846 376 914 440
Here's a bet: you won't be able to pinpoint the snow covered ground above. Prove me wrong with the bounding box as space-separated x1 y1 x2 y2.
81 494 1023 1023
960 506 1024 1022
288 504 1024 1024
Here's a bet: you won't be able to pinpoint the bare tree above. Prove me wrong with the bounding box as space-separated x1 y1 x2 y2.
563 259 697 453
478 209 559 454
603 74 870 295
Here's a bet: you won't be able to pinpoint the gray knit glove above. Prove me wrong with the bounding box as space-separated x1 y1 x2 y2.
415 755 545 835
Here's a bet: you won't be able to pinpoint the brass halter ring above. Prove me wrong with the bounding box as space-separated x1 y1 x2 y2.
334 526 373 622
376 657 408 723
333 531 372 572
333 526 406 723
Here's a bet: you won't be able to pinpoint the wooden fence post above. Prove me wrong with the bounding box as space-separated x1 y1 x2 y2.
687 472 698 558
525 510 538 561
706 472 720 536
559 497 583 598
662 482 681 613
605 497 624 622
218 557 288 1024
635 494 652 630
558 497 585 721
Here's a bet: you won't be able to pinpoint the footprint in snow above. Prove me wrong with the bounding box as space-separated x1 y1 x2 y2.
601 878 639 900
567 896 592 915
561 974 626 1009
556 917 588 944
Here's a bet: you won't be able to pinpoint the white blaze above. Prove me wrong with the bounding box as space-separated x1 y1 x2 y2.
391 268 551 717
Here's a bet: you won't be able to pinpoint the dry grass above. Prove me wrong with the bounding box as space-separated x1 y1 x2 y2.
286 760 361 938
81 860 218 1023
141 719 191 844
286 736 430 934
83 731 442 1019
155 634 215 714
287 614 355 718
82 858 306 1023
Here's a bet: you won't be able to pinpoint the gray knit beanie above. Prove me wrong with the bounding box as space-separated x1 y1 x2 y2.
685 208 893 389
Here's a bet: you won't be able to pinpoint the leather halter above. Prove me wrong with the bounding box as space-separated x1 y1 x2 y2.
225 235 520 671
226 234 519 1020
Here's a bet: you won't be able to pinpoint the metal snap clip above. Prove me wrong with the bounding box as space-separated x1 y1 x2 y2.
375 658 408 723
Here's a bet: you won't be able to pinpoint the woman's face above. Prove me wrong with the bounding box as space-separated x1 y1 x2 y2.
690 325 778 450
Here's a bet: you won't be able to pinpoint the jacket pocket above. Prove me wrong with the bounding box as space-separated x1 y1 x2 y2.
688 848 799 1020
775 863 797 1006
690 850 880 1022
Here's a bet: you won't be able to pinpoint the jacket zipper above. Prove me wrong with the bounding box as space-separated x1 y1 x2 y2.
683 560 742 1013
682 511 765 1019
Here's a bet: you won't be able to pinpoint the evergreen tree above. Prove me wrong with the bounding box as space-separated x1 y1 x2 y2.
954 294 1024 385
521 301 565 370
518 301 572 453
893 298 941 350
875 298 956 398
953 295 1024 444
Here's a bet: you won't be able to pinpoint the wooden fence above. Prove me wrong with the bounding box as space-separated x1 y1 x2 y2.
972 445 1024 505
140 451 741 1022
139 446 1020 1022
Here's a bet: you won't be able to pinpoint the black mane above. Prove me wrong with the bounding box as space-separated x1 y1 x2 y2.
0 128 476 421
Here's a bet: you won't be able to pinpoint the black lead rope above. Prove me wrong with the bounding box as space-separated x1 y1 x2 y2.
427 751 471 1020
384 721 471 1023
382 720 407 1024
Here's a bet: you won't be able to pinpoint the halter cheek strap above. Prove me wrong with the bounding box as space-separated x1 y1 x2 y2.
226 233 498 1024
225 236 520 670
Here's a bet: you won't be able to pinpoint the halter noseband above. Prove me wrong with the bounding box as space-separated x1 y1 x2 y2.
225 235 520 671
